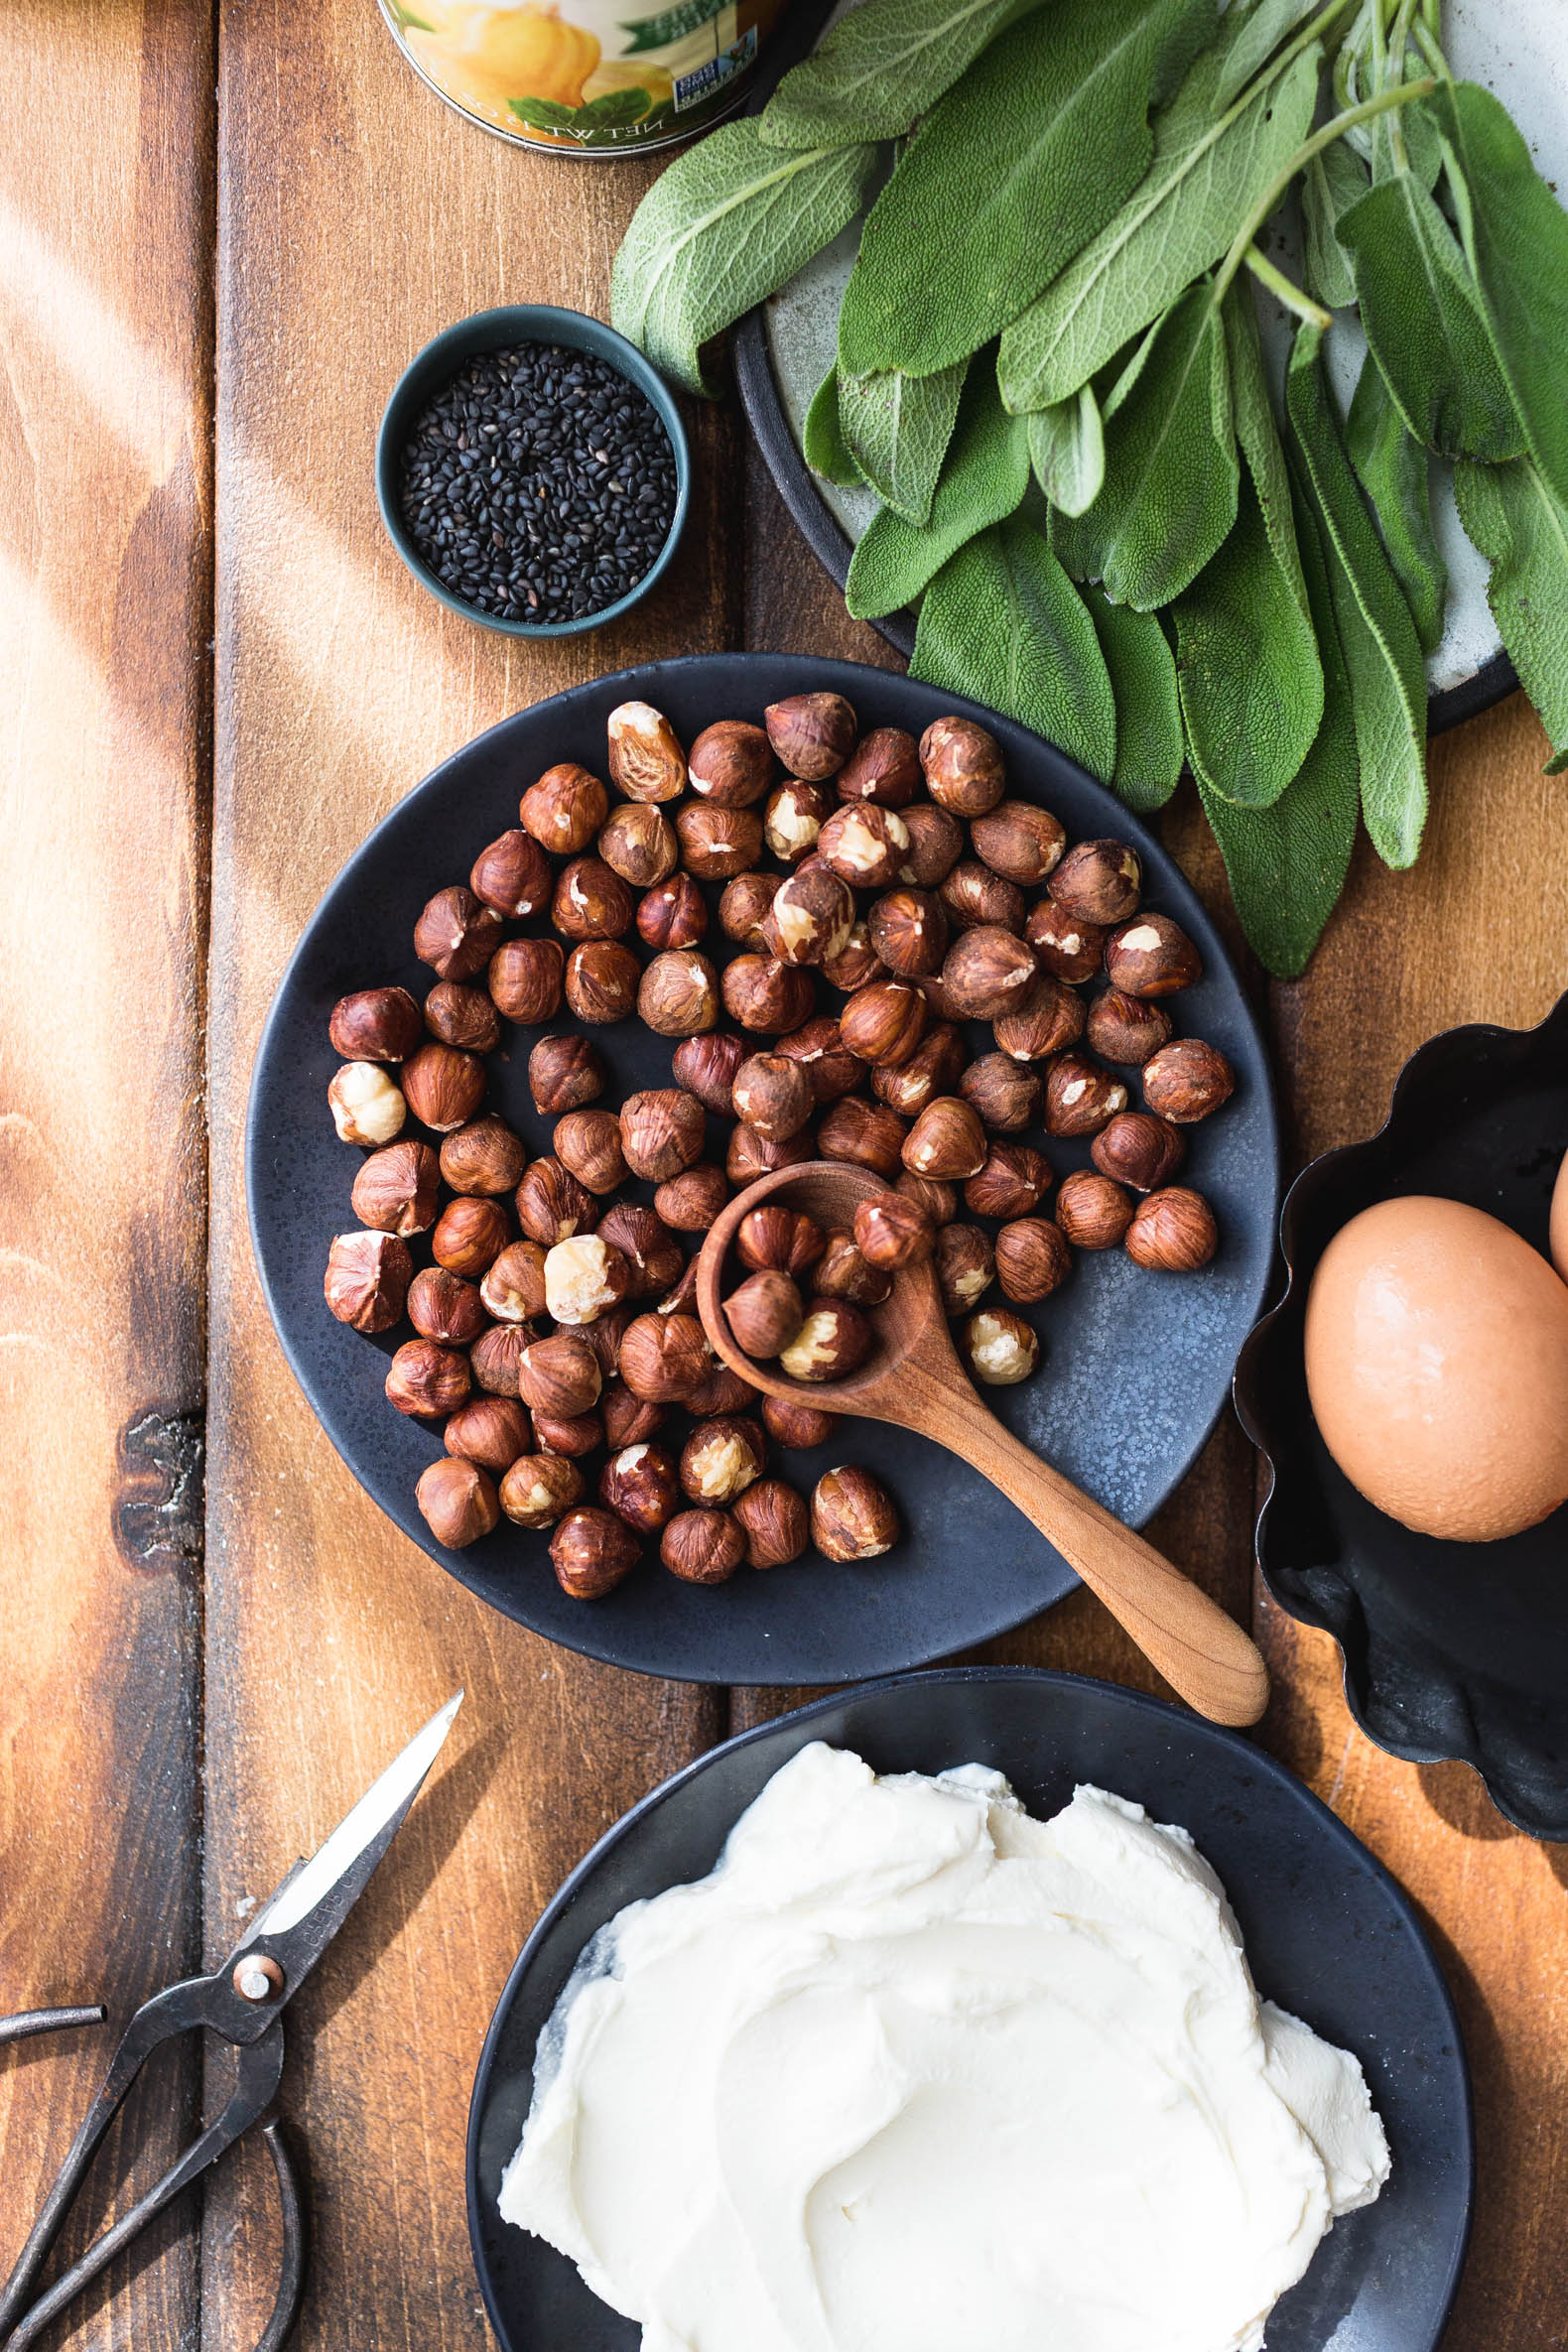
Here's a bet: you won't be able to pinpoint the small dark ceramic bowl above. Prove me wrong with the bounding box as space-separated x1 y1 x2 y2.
374 303 690 638
1234 991 1568 1838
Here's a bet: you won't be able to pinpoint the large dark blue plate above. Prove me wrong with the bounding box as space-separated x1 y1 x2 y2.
246 654 1278 1685
467 1668 1473 2352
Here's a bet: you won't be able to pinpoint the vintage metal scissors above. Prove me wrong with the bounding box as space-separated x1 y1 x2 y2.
0 1690 462 2352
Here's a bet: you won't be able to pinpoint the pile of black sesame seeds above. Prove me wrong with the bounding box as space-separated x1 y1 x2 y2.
398 342 679 626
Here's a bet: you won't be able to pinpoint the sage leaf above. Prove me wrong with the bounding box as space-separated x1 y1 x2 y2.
1435 80 1568 513
1225 277 1309 613
847 370 1030 619
1337 166 1522 461
1285 323 1426 870
838 357 969 526
837 0 1219 380
803 365 866 489
1454 457 1568 774
1197 476 1359 977
1300 139 1368 310
1346 353 1446 655
1052 281 1238 611
1083 588 1184 811
610 122 876 395
760 0 1045 152
1026 386 1105 518
1212 0 1318 111
910 518 1117 782
996 29 1319 411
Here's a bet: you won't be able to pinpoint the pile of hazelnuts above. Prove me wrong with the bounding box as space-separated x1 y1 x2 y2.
321 687 1235 1602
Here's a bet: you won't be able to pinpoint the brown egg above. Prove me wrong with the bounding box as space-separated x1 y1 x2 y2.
1552 1144 1568 1282
1304 1195 1568 1542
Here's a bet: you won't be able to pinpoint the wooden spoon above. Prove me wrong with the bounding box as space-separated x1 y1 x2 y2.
696 1161 1269 1729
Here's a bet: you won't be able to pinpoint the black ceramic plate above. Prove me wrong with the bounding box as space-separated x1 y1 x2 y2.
467 1667 1473 2352
246 655 1278 1686
1235 991 1568 1840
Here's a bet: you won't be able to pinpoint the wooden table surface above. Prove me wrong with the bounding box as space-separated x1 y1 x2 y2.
2 5 1564 2346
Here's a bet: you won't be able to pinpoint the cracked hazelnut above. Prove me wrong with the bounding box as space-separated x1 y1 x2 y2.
853 1191 934 1271
935 1223 994 1315
689 719 774 806
414 886 503 981
763 1395 840 1449
1091 1111 1186 1192
1125 1187 1219 1271
727 1122 814 1184
1055 1170 1134 1250
837 725 920 805
764 779 834 863
811 1466 897 1559
385 1338 469 1418
903 1096 987 1180
1105 913 1201 997
817 1096 909 1179
868 887 948 979
470 827 551 918
445 1395 532 1476
680 1416 766 1505
718 870 780 948
722 954 815 1035
351 1139 440 1235
596 1204 685 1297
488 937 565 1025
515 1156 597 1245
1025 899 1107 983
551 854 634 943
872 1024 965 1117
1086 988 1172 1066
329 986 422 1062
961 1054 1042 1133
661 1508 743 1584
544 1235 631 1326
993 976 1087 1063
733 1479 809 1569
410 1264 496 1347
732 1053 814 1143
500 1451 584 1528
599 1442 681 1533
607 702 686 803
637 870 708 952
764 691 857 779
1049 839 1141 926
817 803 910 890
329 1061 407 1146
619 1089 706 1182
780 1300 875 1382
597 802 678 888
1142 1038 1236 1123
673 1030 746 1115
441 1115 527 1196
619 1311 711 1402
416 1456 498 1548
724 1269 805 1359
777 1015 861 1104
897 1170 958 1226
528 1034 605 1116
821 922 884 993
532 1408 604 1459
737 1205 826 1279
602 1384 668 1449
517 1332 603 1417
939 859 1026 936
469 1324 530 1397
676 803 764 879
553 1109 627 1195
565 941 640 1023
324 1230 413 1332
971 800 1066 885
762 863 856 967
424 980 502 1054
941 927 1038 1020
479 1239 549 1323
962 1306 1040 1385
1043 1053 1128 1137
815 1228 892 1306
898 802 965 888
839 978 928 1069
551 1505 640 1599
401 1041 485 1133
964 1141 1052 1221
520 762 607 852
920 715 1005 815
654 1165 728 1233
994 1217 1072 1303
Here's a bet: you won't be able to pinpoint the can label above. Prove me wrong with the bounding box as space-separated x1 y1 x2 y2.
382 0 784 153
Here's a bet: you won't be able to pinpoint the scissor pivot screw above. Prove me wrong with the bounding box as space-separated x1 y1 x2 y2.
232 1956 285 2004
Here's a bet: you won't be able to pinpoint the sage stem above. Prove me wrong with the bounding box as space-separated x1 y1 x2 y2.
1243 245 1333 329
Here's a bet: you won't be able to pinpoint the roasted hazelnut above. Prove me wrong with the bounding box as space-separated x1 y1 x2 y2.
416 1456 499 1548
1055 1170 1135 1249
534 1409 605 1458
619 1310 711 1402
1091 1111 1186 1192
520 762 608 852
414 886 503 981
815 1228 893 1306
1125 1186 1219 1271
676 803 764 880
903 1096 987 1180
579 1302 635 1381
637 871 708 952
762 1394 840 1449
661 1508 744 1584
351 1139 440 1235
528 1034 605 1116
441 1115 527 1197
688 1365 762 1418
544 1235 631 1326
962 1306 1040 1385
602 1383 668 1449
479 1239 550 1323
724 1269 805 1359
425 980 501 1054
935 1222 994 1315
599 1442 681 1533
817 803 910 890
898 802 965 887
1085 988 1172 1066
736 1205 826 1279
654 1175 727 1252
385 1338 469 1418
488 937 565 1025
821 922 884 993
970 799 1066 885
993 976 1087 1063
468 1323 531 1397
329 985 422 1062
871 1023 965 1117
551 855 634 943
726 1123 814 1185
994 1217 1072 1303
896 1170 959 1226
328 1061 406 1146
595 1203 685 1297
919 714 1005 814
1049 839 1141 926
673 1030 746 1115
938 859 1026 937
764 691 857 779
407 1264 487 1345
810 1466 898 1559
499 1451 584 1529
400 1041 485 1133
762 863 856 968
777 1015 861 1105
470 827 551 918
606 702 686 803
597 802 678 890
868 887 948 979
780 1299 875 1382
1043 1053 1129 1137
445 1395 532 1476
764 779 834 863
721 954 815 1035
637 950 721 1039
917 968 966 1024
689 719 774 806
553 1109 627 1196
655 1255 700 1317
1025 899 1107 984
1142 1038 1236 1123
680 1416 766 1506
836 725 920 805
941 927 1038 1020
731 1053 814 1143
964 1141 1052 1220
516 1156 597 1245
619 1088 707 1183
551 1505 640 1599
1104 913 1202 997
732 1478 809 1568
853 1191 934 1271
817 1096 909 1179
565 941 641 1024
718 870 781 948
516 1331 603 1417
324 1230 413 1332
961 1054 1042 1133
839 978 928 1069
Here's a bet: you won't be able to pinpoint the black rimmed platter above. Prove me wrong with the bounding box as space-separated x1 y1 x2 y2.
246 654 1279 1686
1235 991 1568 1839
466 1667 1473 2352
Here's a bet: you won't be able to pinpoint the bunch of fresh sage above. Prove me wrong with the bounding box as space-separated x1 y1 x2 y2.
610 0 1568 975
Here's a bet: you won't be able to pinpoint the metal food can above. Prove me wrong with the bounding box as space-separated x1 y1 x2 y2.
380 0 786 154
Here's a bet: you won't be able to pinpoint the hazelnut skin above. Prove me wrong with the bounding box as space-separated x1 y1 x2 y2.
551 854 634 944
762 863 856 968
935 1223 994 1316
732 1053 814 1143
764 779 834 863
1105 913 1202 997
960 1054 1042 1134
1048 839 1141 926
817 1096 909 1179
964 1142 1052 1221
817 803 910 890
868 887 948 979
1025 899 1107 984
736 1207 827 1280
500 1452 584 1529
470 827 551 918
903 1097 987 1181
993 976 1087 1063
534 1410 605 1459
329 985 422 1062
637 871 708 952
551 1506 640 1600
351 1139 440 1236
324 1230 413 1332
638 950 720 1038
777 1015 861 1105
1086 988 1173 1067
762 1395 840 1449
718 869 781 948
970 800 1066 885
445 1395 532 1476
836 725 920 805
938 859 1026 936
407 1264 487 1346
1042 1053 1129 1138
553 1109 627 1196
732 1479 810 1569
686 1364 761 1418
515 1156 597 1246
872 1024 965 1118
994 1217 1072 1304
898 803 965 888
619 1089 707 1183
673 1031 746 1115
401 1041 486 1133
661 1508 744 1585
516 1332 603 1418
424 980 502 1054
520 762 607 852
578 1300 635 1376
565 941 642 1024
1091 1111 1186 1192
468 1324 532 1398
488 938 565 1025
655 1165 728 1233
811 1466 898 1560
416 1457 499 1548
896 1170 959 1226
727 1124 815 1185
1141 1039 1236 1123
598 1442 681 1533
596 1203 686 1296
440 1115 527 1197
688 719 774 806
385 1338 469 1418
597 802 678 888
1124 1187 1219 1271
839 978 928 1069
606 702 687 803
941 928 1038 1020
779 1299 875 1382
1055 1170 1135 1250
815 1229 892 1307
544 1235 631 1326
328 1062 406 1146
676 804 764 880
602 1384 668 1449
413 886 502 981
853 1191 934 1271
619 1312 712 1403
724 1269 805 1359
721 954 815 1036
528 1034 605 1116
764 691 856 779
821 923 885 993
962 1307 1040 1386
679 1416 767 1505
919 716 1006 817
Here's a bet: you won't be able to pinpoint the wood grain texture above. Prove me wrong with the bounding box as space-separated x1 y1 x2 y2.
0 2 212 2345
